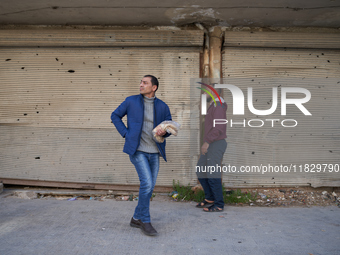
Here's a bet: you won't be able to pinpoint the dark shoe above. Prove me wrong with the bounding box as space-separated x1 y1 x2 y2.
203 204 224 212
141 222 158 236
196 199 214 208
130 217 142 228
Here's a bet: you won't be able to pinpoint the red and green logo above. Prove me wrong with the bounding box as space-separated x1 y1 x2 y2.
196 82 222 106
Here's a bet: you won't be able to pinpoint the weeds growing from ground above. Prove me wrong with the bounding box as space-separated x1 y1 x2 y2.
224 189 258 204
172 180 258 204
172 180 205 202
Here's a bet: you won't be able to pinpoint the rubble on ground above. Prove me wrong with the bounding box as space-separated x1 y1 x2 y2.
4 186 340 207
13 191 38 200
231 188 340 207
191 185 340 207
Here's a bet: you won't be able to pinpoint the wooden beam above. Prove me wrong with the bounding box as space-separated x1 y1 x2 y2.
0 178 173 192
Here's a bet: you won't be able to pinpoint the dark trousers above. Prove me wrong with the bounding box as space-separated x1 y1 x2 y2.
196 139 227 209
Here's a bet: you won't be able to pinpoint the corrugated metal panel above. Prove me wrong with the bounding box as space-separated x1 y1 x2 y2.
224 31 340 49
0 47 200 186
222 47 340 187
0 29 203 47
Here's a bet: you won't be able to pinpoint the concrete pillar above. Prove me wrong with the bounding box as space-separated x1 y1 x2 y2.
209 26 223 79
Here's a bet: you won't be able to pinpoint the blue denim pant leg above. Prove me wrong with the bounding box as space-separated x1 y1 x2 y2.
196 140 227 209
129 151 160 223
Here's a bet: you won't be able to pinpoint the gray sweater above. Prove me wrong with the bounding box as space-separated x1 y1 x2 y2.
137 96 159 153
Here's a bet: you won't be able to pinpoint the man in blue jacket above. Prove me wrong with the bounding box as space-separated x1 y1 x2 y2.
111 75 172 236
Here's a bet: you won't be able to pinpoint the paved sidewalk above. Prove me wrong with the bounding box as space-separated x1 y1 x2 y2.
0 191 339 255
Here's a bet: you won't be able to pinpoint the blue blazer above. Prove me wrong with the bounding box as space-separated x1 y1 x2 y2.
111 94 172 161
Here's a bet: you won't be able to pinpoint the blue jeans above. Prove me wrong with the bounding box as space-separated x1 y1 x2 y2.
196 139 227 209
129 151 160 223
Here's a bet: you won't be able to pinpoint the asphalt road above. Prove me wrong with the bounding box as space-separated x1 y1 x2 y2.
0 192 339 255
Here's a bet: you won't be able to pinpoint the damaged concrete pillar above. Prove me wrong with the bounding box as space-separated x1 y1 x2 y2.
202 30 210 78
209 26 223 79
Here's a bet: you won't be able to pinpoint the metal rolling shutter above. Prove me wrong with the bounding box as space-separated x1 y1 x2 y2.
0 29 202 188
222 31 340 188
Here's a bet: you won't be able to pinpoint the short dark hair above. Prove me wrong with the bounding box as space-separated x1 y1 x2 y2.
144 75 159 92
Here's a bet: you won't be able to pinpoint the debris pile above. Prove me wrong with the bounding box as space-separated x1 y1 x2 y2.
9 188 140 202
244 188 339 207
7 186 340 207
41 195 113 201
115 194 139 201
